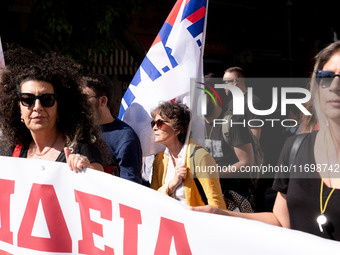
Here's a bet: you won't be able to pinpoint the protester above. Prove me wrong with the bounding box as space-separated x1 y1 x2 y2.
203 84 254 212
0 48 104 172
222 67 270 211
192 40 340 241
82 73 143 183
150 101 226 209
223 67 262 140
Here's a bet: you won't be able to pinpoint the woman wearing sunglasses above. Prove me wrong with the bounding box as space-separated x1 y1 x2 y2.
150 101 226 209
0 49 104 172
191 41 340 241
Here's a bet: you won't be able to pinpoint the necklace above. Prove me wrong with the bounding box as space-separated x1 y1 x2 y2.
317 179 337 233
34 133 59 157
317 134 340 233
204 122 214 140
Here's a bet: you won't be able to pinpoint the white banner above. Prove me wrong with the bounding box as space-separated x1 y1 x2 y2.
0 156 340 255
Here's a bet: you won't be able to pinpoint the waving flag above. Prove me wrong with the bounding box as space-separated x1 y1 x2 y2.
119 0 208 156
0 36 5 68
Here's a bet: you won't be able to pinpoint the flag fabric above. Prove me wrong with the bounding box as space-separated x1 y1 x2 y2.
119 0 208 156
0 36 5 68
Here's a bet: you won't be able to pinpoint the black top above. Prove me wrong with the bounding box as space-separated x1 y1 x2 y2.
205 113 252 167
205 111 252 197
273 131 340 241
16 141 102 165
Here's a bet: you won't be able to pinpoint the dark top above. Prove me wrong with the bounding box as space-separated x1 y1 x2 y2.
101 118 142 184
273 131 340 241
205 111 252 197
205 113 252 167
16 141 102 165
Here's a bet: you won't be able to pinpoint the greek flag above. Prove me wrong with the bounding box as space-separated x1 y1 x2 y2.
119 0 208 156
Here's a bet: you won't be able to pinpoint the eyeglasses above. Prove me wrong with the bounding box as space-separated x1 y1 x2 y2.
223 78 239 85
18 93 57 107
315 70 340 87
151 119 168 129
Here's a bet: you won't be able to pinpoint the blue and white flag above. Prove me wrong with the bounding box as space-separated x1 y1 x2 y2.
119 0 208 156
0 36 5 68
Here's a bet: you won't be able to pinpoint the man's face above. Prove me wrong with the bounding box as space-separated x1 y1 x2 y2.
223 71 239 96
82 86 100 114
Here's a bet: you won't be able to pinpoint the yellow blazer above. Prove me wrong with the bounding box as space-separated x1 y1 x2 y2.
151 139 226 209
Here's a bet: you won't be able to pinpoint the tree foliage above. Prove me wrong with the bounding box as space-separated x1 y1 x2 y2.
29 0 155 68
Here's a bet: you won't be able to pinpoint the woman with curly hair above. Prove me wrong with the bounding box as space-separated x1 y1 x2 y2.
150 101 226 209
0 48 104 172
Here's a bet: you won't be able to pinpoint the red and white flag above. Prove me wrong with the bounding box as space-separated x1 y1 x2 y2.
119 0 208 156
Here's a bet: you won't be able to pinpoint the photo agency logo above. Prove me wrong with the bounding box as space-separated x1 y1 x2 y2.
196 78 312 129
196 82 223 110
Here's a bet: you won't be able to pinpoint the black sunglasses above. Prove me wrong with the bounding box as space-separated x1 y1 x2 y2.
151 119 168 129
315 70 340 87
18 93 57 107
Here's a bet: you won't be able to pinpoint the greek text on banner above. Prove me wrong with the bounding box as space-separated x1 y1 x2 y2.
0 156 340 254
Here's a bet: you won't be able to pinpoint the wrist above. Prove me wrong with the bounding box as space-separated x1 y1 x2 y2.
167 180 177 196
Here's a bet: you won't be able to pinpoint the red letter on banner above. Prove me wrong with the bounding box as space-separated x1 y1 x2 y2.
0 179 15 244
119 204 141 255
75 190 114 255
17 184 72 252
154 217 192 255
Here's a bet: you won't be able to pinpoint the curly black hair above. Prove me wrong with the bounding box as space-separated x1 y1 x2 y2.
151 101 191 144
0 47 104 154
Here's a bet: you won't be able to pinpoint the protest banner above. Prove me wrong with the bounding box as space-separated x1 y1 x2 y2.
1 156 340 255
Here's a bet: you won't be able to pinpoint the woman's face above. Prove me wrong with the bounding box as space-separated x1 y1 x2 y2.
152 114 179 146
20 80 58 134
319 52 340 123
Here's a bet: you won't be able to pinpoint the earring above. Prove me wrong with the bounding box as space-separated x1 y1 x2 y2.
21 118 24 123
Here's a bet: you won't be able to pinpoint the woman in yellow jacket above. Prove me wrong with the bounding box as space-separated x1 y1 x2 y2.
150 101 226 209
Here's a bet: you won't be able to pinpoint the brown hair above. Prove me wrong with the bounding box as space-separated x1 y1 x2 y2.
151 101 191 144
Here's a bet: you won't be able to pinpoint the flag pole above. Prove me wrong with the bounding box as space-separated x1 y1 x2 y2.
181 0 209 166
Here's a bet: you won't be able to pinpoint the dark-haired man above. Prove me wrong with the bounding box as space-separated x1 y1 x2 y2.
223 67 262 140
223 67 268 212
83 74 142 184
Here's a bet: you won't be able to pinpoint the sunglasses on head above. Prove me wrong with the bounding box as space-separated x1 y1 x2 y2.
315 70 340 87
18 93 57 107
151 119 168 129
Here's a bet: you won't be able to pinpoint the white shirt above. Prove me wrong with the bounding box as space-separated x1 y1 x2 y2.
164 146 186 205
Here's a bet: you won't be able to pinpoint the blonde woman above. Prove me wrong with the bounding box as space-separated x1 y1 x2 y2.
192 41 340 241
